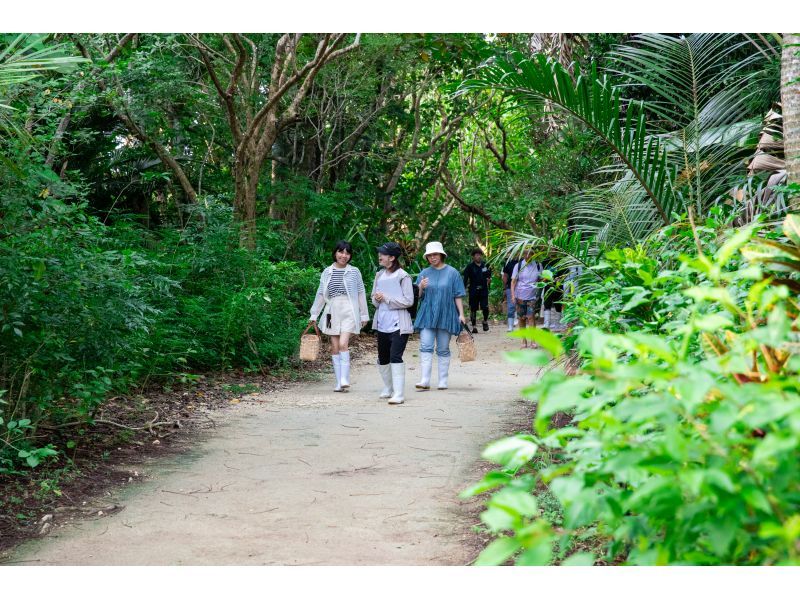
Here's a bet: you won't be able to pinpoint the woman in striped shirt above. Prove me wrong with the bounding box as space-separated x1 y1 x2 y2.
309 241 370 392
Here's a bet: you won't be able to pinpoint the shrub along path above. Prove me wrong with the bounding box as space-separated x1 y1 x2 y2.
7 327 531 565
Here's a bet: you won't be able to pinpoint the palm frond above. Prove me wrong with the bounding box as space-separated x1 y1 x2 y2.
459 51 677 224
571 176 661 246
487 228 603 292
608 34 772 212
0 34 89 88
608 34 760 127
0 34 89 146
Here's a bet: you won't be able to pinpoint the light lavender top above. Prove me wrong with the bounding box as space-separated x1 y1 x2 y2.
511 260 542 301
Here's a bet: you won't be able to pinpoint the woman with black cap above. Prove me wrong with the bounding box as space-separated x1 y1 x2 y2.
370 242 414 405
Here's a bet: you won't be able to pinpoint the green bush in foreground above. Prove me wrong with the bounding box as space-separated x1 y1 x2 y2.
465 214 800 565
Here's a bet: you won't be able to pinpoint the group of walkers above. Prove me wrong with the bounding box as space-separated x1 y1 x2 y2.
308 239 568 404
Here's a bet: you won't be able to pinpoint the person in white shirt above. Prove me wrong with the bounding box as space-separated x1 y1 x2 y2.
370 242 414 405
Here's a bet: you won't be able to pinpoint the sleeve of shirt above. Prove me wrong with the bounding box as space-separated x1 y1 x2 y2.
452 268 466 298
385 274 414 310
371 271 381 308
309 269 326 320
353 268 370 322
511 263 520 281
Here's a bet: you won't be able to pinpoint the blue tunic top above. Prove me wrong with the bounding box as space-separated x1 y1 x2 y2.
413 264 466 335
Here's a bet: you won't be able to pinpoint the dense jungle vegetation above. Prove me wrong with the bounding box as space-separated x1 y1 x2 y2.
1 32 799 564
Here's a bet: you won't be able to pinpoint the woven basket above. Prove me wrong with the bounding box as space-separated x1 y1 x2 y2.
456 325 477 363
299 321 321 361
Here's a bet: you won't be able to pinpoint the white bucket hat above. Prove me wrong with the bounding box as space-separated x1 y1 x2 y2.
423 241 447 257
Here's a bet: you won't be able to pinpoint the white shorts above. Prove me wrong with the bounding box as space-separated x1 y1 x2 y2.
321 295 358 335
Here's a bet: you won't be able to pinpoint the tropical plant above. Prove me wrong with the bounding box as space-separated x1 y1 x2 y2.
0 34 87 134
464 213 800 565
463 34 778 249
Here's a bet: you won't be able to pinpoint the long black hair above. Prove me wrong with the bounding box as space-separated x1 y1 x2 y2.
332 240 353 263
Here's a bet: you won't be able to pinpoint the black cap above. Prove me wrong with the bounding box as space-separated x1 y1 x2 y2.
376 242 402 257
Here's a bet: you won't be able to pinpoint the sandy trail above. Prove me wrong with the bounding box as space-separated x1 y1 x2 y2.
9 326 533 565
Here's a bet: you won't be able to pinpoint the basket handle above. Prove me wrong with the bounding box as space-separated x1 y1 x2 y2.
302 320 321 338
460 322 474 341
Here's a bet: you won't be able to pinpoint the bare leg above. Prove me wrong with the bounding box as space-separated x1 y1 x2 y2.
338 332 351 351
330 335 340 355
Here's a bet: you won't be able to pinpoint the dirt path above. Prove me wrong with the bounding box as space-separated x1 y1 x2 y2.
8 326 533 565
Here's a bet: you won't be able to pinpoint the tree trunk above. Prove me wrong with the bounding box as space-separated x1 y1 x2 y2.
783 33 800 208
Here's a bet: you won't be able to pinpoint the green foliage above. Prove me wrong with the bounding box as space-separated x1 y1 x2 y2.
0 193 317 472
466 214 800 565
461 50 678 224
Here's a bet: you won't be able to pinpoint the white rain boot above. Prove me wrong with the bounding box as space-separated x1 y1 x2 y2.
339 350 351 389
416 352 433 390
388 363 405 405
332 354 343 392
543 309 551 330
378 363 393 399
507 317 514 332
437 354 451 390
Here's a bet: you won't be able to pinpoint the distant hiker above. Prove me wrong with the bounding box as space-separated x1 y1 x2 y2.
501 256 520 332
462 248 492 333
510 248 542 349
309 240 370 392
370 242 414 405
413 241 466 391
539 258 563 331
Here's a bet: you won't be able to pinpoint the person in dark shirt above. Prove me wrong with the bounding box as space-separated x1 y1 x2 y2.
502 257 519 332
463 249 492 333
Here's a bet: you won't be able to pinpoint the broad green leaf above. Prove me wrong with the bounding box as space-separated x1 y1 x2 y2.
694 313 733 332
490 488 539 517
684 286 739 313
621 289 650 312
752 434 798 466
510 328 564 358
460 471 513 498
514 536 554 566
504 349 551 367
535 377 593 425
481 435 538 469
549 476 584 504
702 469 736 494
715 225 756 267
561 552 595 566
474 536 520 566
741 487 773 514
783 213 800 246
705 521 736 557
480 506 516 533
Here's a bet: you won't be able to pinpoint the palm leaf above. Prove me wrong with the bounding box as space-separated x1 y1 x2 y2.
459 51 678 224
487 228 603 292
608 33 771 213
571 175 661 246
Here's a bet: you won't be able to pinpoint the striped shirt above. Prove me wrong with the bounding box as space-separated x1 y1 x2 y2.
327 267 347 298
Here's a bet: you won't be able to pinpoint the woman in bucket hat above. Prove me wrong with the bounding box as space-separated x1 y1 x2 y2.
370 242 414 405
309 240 370 392
413 241 466 390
